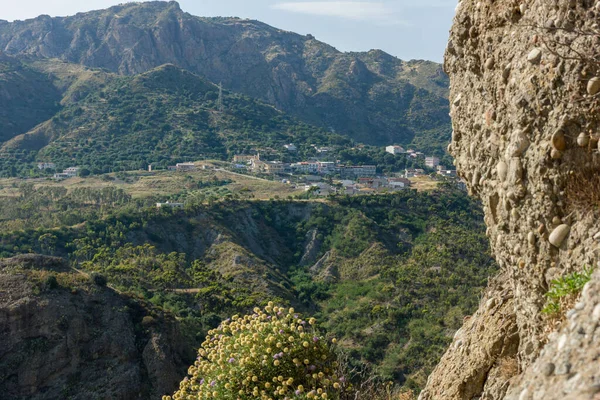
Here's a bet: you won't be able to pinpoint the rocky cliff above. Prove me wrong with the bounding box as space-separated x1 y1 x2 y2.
0 254 194 400
421 1 600 399
0 1 449 146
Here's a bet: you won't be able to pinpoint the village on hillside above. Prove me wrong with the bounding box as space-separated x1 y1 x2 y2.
38 143 461 199
41 142 461 195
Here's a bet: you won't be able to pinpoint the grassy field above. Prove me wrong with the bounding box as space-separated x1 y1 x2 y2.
409 175 440 191
0 161 441 202
0 163 305 201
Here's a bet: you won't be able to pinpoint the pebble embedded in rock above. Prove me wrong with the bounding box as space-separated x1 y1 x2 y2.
552 216 562 225
593 304 600 321
587 77 600 95
503 63 512 81
527 48 542 64
549 224 571 247
520 3 528 14
542 363 555 376
453 94 462 106
485 57 495 70
577 132 589 147
528 231 536 245
497 161 508 181
552 129 567 151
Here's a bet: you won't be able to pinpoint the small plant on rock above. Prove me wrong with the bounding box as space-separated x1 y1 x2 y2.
542 266 593 316
164 302 344 400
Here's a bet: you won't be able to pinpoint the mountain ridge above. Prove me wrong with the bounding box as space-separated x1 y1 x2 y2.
0 1 450 146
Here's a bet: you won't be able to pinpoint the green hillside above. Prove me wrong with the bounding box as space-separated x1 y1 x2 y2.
0 180 495 391
0 63 348 176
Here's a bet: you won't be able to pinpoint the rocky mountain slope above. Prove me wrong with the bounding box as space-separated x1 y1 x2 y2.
420 0 600 399
0 254 194 400
0 1 450 146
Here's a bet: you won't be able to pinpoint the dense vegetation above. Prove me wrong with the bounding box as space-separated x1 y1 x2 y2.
0 181 495 392
165 305 344 400
0 64 352 177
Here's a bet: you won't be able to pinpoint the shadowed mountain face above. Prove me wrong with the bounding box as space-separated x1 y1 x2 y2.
0 1 449 145
0 53 61 142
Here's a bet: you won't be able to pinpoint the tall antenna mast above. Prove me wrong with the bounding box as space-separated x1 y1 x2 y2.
218 82 224 112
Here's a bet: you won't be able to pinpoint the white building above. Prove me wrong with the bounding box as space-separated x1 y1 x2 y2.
339 165 376 179
317 161 336 174
176 162 197 172
291 162 319 174
64 167 80 177
284 144 297 152
53 173 70 180
385 145 406 155
156 201 185 209
425 156 440 168
315 146 332 154
37 162 56 170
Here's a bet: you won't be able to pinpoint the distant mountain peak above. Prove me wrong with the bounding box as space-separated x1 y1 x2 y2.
0 2 449 148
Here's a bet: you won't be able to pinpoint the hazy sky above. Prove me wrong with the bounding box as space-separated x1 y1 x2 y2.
0 0 457 62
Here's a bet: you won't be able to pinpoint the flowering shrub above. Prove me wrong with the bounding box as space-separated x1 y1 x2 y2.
164 302 343 399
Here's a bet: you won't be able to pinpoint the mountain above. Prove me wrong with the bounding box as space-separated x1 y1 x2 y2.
0 1 450 146
0 61 348 175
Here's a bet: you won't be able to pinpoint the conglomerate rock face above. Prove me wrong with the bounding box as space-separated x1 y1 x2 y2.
421 0 600 399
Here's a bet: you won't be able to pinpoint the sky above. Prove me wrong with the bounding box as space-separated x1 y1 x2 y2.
0 0 457 62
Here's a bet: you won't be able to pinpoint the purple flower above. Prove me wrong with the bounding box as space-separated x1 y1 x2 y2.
313 336 319 342
294 314 299 319
200 379 205 385
210 380 216 387
277 311 282 316
279 329 284 334
308 365 316 371
228 357 235 363
339 376 346 383
295 390 302 395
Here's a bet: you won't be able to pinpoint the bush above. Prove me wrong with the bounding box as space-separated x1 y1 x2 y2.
164 303 344 400
45 274 59 290
90 272 108 287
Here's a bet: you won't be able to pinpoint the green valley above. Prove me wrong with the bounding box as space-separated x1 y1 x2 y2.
0 172 495 391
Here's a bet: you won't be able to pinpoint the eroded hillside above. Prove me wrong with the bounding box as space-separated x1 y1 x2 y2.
0 254 194 400
0 183 495 394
